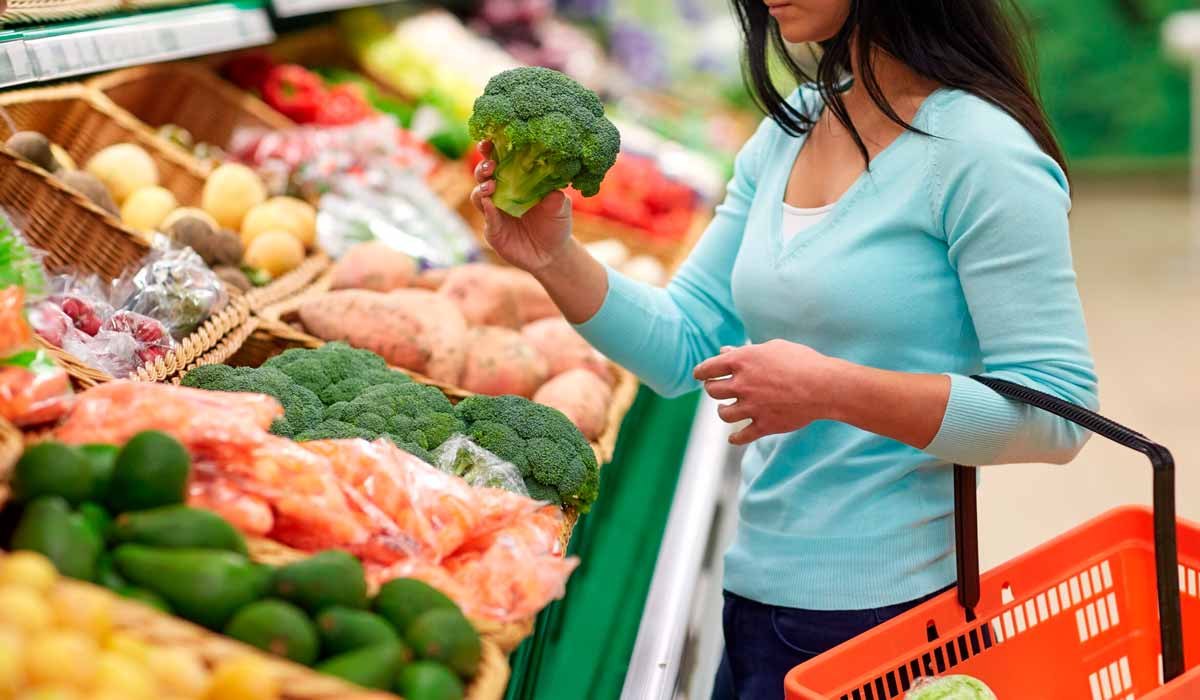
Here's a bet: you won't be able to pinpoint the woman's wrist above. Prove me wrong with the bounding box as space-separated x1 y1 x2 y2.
819 355 862 424
531 238 609 324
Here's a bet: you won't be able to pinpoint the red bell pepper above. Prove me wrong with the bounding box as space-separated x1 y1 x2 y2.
262 64 327 124
315 83 373 126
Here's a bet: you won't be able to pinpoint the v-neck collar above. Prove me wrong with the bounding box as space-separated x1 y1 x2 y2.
768 88 948 262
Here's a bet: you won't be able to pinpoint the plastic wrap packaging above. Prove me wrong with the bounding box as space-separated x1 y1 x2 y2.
0 287 72 427
433 434 529 496
905 675 998 700
114 235 228 339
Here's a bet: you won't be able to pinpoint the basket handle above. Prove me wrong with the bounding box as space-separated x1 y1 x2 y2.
953 375 1184 682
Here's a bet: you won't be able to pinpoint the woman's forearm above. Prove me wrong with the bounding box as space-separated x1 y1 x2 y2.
530 238 609 324
826 359 951 450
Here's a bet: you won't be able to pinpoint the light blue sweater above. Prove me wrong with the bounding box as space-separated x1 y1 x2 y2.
575 87 1099 610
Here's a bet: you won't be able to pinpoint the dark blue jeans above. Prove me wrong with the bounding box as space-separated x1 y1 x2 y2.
711 589 945 700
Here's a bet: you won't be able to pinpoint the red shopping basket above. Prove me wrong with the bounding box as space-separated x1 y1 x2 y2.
785 376 1198 699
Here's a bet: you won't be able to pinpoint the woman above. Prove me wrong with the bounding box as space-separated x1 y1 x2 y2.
471 1 1098 697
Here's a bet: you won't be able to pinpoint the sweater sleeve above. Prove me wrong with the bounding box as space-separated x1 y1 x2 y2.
572 120 773 397
924 125 1099 466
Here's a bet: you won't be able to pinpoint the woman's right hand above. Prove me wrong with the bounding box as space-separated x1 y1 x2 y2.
469 141 574 274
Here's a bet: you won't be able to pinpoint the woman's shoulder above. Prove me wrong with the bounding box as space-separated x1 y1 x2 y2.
922 89 1046 159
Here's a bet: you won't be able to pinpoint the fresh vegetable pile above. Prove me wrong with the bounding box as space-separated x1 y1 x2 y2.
2 432 483 698
566 151 698 241
222 56 374 128
48 381 580 621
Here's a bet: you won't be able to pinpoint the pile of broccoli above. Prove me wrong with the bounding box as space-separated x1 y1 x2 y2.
181 343 459 462
454 394 600 512
467 66 621 217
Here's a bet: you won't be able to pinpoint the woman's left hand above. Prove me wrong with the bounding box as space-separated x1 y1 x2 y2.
694 340 844 445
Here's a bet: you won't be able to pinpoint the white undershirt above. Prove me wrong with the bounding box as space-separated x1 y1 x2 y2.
781 201 836 241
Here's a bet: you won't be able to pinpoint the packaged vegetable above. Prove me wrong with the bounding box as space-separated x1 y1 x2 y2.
905 675 997 699
112 236 227 339
433 435 528 496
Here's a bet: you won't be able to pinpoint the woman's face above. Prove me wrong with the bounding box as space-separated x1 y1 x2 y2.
764 0 850 44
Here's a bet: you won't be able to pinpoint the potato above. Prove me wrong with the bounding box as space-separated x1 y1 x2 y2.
85 143 158 204
460 326 549 397
330 241 418 292
299 289 467 384
522 317 611 385
58 171 118 216
120 186 177 231
161 206 219 231
240 200 302 248
266 196 316 248
439 264 520 328
243 231 304 278
496 267 559 324
533 369 612 440
6 131 55 171
202 163 266 230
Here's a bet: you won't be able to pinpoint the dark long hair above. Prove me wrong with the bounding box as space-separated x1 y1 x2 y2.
732 1 1068 176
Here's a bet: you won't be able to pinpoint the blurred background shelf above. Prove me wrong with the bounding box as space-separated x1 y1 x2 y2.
270 0 388 18
0 0 272 88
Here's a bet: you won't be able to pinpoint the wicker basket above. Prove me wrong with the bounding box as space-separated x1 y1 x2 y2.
249 273 638 464
0 143 251 387
86 62 297 176
0 0 120 25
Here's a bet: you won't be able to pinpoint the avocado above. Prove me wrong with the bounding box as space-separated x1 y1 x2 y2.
316 606 402 657
113 545 270 630
224 599 320 665
394 661 464 700
373 578 457 634
115 586 172 613
9 497 103 581
78 444 119 501
77 502 113 543
95 552 126 590
270 550 367 614
113 505 247 555
405 608 480 679
105 431 190 514
315 643 405 690
12 442 95 505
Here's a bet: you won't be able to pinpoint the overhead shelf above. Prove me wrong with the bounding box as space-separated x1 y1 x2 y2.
271 0 387 19
0 1 273 89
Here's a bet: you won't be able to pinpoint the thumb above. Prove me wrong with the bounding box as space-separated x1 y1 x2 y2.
535 190 571 220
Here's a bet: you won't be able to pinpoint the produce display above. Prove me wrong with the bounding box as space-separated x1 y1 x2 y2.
1 430 484 697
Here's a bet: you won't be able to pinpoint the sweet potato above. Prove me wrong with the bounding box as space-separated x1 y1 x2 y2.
330 241 419 292
496 267 559 324
459 326 549 397
521 317 612 386
412 267 450 290
532 369 612 440
438 264 521 328
298 289 466 383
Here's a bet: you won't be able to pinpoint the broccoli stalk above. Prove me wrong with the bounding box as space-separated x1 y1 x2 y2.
468 66 620 218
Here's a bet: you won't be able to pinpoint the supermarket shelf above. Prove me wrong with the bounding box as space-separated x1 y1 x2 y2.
620 395 733 700
271 0 389 19
0 1 273 89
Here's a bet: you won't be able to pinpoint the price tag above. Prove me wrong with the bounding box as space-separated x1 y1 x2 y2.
0 39 33 88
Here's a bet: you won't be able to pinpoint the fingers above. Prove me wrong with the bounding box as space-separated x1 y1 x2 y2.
703 378 738 400
535 190 571 220
717 401 751 424
694 352 737 381
478 140 493 157
474 158 495 183
470 180 497 213
481 196 502 232
729 422 767 446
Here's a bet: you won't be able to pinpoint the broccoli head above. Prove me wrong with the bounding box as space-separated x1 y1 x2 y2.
321 382 462 451
455 394 600 512
468 66 621 217
263 342 409 404
181 364 323 439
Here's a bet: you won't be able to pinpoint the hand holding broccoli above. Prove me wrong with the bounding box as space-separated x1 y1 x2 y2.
469 67 620 273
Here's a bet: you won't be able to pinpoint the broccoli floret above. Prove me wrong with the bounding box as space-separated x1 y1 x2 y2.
524 479 563 507
182 365 323 438
319 383 461 451
316 369 411 405
456 394 600 512
263 342 402 403
389 439 434 465
468 66 620 217
294 420 376 442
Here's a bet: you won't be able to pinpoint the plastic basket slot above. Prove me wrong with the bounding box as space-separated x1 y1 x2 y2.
1179 564 1198 598
839 622 995 700
992 558 1116 645
1089 655 1135 700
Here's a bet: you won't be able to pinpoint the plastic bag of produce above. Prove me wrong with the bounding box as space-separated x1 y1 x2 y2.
905 675 997 699
433 435 529 496
114 235 227 339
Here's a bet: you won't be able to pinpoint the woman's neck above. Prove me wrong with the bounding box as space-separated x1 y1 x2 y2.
842 46 940 126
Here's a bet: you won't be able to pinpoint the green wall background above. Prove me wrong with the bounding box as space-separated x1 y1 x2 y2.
1024 0 1192 163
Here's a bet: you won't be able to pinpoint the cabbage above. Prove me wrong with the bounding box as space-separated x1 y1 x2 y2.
905 675 997 700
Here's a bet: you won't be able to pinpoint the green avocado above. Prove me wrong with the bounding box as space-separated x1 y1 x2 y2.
405 608 480 679
77 502 113 543
78 444 119 501
113 545 270 630
95 552 126 590
394 661 464 700
270 550 368 614
113 505 247 555
115 586 172 613
316 606 402 657
9 497 103 581
105 431 190 514
12 442 94 505
224 599 320 666
315 643 406 690
372 578 457 634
